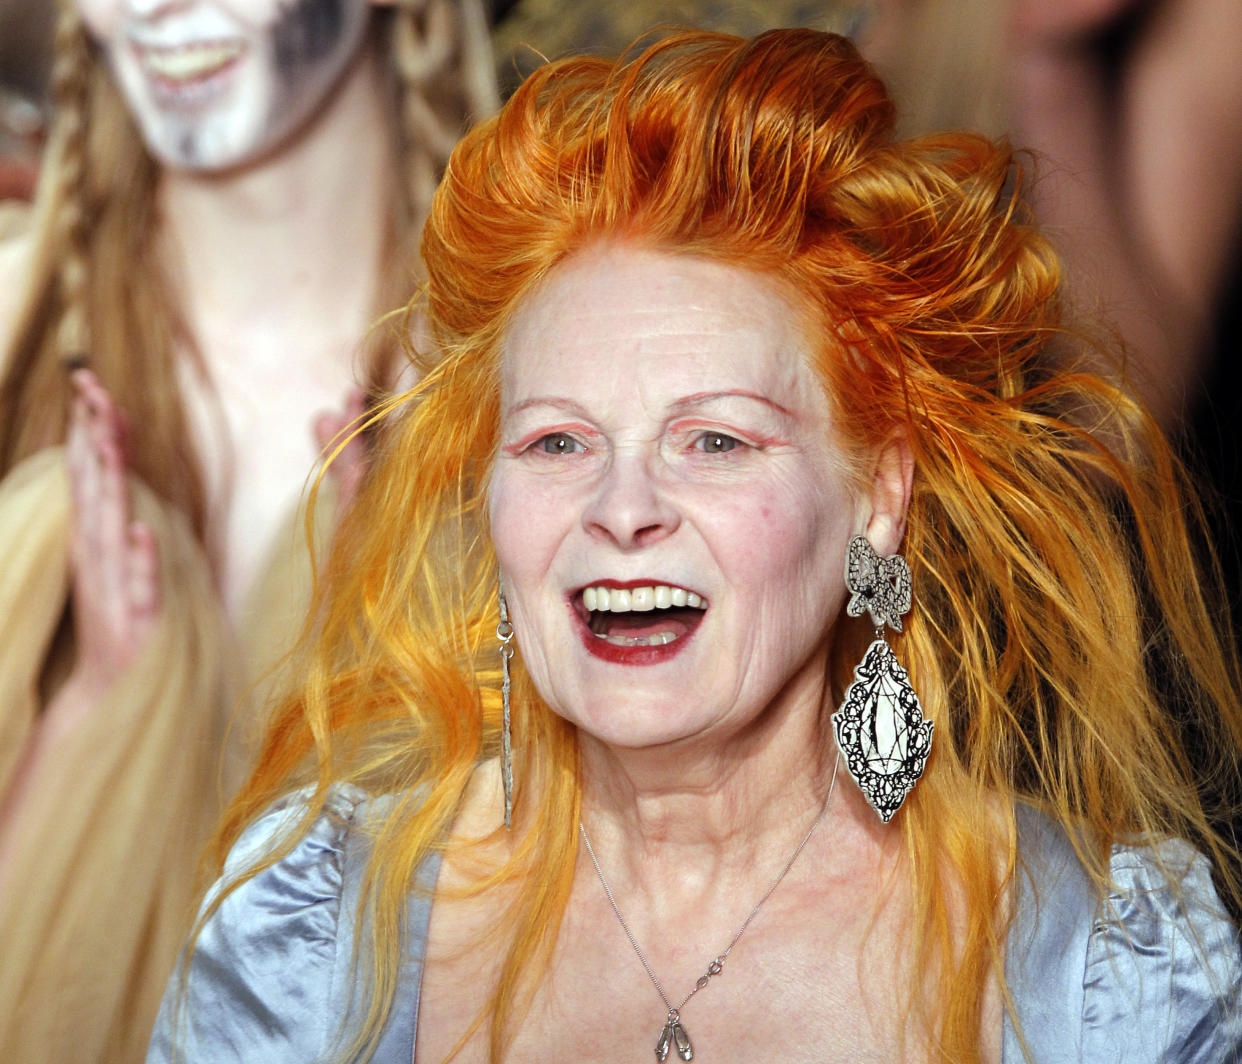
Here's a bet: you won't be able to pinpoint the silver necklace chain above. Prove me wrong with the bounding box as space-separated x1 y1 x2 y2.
578 756 839 1061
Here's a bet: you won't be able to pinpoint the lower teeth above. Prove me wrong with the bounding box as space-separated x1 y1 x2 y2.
597 631 677 647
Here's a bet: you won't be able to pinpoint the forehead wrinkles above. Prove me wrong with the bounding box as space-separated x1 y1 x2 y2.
499 247 823 415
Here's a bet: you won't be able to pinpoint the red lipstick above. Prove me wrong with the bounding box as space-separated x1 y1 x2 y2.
572 579 706 666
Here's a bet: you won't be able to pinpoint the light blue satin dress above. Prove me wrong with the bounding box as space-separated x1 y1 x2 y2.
146 786 1242 1063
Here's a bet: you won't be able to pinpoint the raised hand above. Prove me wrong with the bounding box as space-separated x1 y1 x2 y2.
64 369 161 694
313 386 369 521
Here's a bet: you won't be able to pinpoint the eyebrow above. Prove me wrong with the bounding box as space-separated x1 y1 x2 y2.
504 397 592 420
503 390 794 420
668 390 795 418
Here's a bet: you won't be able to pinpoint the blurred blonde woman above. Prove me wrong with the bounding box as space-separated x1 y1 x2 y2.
0 1 495 1060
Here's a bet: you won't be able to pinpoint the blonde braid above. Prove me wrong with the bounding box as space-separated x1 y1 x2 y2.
455 0 502 129
47 6 93 368
358 0 497 387
392 0 498 227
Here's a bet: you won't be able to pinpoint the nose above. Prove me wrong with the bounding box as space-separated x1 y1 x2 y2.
582 449 680 550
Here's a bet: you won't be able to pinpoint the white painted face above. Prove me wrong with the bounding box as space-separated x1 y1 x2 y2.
75 0 373 171
489 244 866 753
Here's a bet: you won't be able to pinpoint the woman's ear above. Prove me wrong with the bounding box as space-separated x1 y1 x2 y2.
863 433 913 556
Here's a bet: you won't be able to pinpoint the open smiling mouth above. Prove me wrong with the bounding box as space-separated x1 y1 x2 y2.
135 40 247 87
576 584 707 649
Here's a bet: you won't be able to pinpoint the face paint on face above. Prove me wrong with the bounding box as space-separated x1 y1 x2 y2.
79 0 372 172
273 0 348 72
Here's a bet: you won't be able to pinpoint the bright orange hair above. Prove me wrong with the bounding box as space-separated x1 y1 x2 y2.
203 28 1242 1063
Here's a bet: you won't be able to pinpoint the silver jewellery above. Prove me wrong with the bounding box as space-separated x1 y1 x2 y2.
831 534 933 822
579 757 840 1062
497 586 515 829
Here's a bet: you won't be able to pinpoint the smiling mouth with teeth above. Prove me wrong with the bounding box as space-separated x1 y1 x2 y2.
136 40 247 87
578 584 707 650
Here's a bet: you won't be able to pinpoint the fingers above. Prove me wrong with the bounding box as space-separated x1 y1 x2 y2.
316 387 370 516
337 387 369 469
69 370 130 619
314 387 367 452
313 410 345 453
66 386 93 513
125 520 162 654
64 371 163 689
127 521 161 621
71 369 128 463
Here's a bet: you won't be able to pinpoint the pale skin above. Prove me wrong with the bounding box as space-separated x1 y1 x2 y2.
0 0 392 872
414 246 1002 1062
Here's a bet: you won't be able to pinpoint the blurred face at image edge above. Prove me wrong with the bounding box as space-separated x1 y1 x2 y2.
74 0 376 170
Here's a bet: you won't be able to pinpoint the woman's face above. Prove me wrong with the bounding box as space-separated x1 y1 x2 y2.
490 244 872 753
75 0 373 171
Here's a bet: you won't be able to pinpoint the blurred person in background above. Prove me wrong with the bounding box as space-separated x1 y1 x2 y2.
863 0 1242 432
0 1 497 1060
0 89 44 205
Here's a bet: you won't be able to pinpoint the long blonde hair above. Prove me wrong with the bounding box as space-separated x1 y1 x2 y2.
0 0 497 537
205 29 1242 1063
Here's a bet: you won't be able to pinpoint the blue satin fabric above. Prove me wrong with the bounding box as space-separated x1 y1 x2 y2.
147 788 1241 1063
145 786 438 1064
1004 806 1241 1062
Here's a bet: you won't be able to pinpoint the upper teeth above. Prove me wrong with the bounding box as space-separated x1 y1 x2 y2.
140 41 244 81
582 585 704 612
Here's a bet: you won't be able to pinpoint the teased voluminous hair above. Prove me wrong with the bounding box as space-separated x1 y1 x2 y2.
203 28 1242 1063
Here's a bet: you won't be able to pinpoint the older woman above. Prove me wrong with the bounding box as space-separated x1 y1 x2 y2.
149 28 1242 1064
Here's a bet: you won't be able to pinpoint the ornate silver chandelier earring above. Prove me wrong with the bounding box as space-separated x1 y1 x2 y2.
497 585 515 829
831 535 934 822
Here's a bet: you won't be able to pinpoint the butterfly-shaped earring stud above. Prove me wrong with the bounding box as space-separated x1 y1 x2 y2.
844 534 912 632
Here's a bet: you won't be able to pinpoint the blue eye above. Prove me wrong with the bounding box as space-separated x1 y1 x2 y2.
538 433 581 455
698 433 739 453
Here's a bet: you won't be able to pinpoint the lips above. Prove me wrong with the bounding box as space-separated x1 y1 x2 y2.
573 581 707 664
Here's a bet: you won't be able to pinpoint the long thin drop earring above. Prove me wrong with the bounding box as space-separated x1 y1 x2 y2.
497 586 515 829
831 535 933 822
